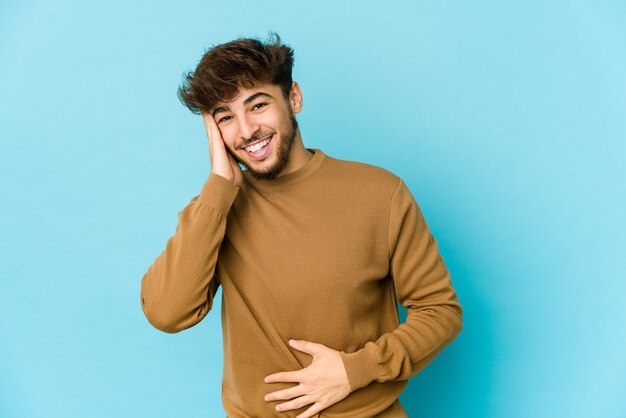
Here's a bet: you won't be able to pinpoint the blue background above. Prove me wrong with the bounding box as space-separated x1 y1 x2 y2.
1 1 625 417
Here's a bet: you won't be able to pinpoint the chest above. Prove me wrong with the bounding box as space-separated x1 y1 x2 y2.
220 188 390 302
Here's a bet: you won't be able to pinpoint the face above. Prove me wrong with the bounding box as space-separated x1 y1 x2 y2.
211 82 302 180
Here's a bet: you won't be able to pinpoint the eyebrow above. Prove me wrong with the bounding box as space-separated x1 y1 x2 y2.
211 92 275 117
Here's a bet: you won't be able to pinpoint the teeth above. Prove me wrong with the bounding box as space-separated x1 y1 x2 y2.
245 136 271 153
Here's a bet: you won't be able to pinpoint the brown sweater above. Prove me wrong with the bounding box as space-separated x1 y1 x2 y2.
140 148 463 417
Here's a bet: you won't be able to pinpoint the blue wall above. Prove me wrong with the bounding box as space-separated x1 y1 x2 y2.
1 1 624 417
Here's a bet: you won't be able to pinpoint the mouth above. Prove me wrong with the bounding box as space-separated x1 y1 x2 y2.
242 135 273 160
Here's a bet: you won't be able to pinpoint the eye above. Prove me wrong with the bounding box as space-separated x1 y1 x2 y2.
252 102 267 110
218 115 232 124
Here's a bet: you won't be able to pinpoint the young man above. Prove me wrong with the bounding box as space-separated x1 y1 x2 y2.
140 32 463 418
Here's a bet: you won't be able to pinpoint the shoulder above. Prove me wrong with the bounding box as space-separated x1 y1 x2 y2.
320 152 402 195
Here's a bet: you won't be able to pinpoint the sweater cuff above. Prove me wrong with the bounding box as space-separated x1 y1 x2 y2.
197 172 240 214
339 343 381 392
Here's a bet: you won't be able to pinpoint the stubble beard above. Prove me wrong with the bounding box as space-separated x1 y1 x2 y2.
238 111 299 181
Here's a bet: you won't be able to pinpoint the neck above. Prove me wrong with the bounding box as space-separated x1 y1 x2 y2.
277 131 313 177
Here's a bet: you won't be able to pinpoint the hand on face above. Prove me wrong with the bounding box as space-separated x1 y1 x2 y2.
263 339 352 417
202 112 244 187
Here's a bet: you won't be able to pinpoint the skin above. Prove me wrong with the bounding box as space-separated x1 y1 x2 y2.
201 82 352 417
264 339 352 417
202 81 313 185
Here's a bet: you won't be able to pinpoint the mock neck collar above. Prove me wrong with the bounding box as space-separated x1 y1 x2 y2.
243 148 326 191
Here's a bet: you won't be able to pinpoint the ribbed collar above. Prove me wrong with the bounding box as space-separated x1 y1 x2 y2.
243 148 326 192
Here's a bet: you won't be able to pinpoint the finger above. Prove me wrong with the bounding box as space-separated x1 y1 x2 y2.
274 394 314 414
203 113 230 167
227 150 240 169
265 384 308 402
201 112 218 141
265 370 302 384
289 339 322 356
204 113 225 145
201 113 216 160
296 401 325 418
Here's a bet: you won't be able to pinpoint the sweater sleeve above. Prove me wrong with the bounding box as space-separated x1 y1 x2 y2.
339 178 463 391
140 172 240 333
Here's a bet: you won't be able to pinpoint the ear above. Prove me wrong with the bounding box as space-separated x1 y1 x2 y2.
289 81 303 114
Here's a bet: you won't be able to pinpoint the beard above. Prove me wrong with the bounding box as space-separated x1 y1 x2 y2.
233 110 299 181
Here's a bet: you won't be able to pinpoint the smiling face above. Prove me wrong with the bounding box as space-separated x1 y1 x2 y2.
211 82 303 180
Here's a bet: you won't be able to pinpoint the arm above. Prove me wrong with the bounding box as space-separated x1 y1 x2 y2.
140 172 240 333
339 178 463 391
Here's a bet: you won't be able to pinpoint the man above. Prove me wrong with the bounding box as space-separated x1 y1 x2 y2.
140 32 463 418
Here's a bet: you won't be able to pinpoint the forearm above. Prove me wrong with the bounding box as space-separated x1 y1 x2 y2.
340 178 463 391
140 172 239 333
340 296 462 390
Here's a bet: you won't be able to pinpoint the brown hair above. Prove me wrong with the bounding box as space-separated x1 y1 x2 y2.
177 31 295 115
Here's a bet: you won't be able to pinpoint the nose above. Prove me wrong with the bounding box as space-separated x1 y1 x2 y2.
238 114 260 142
